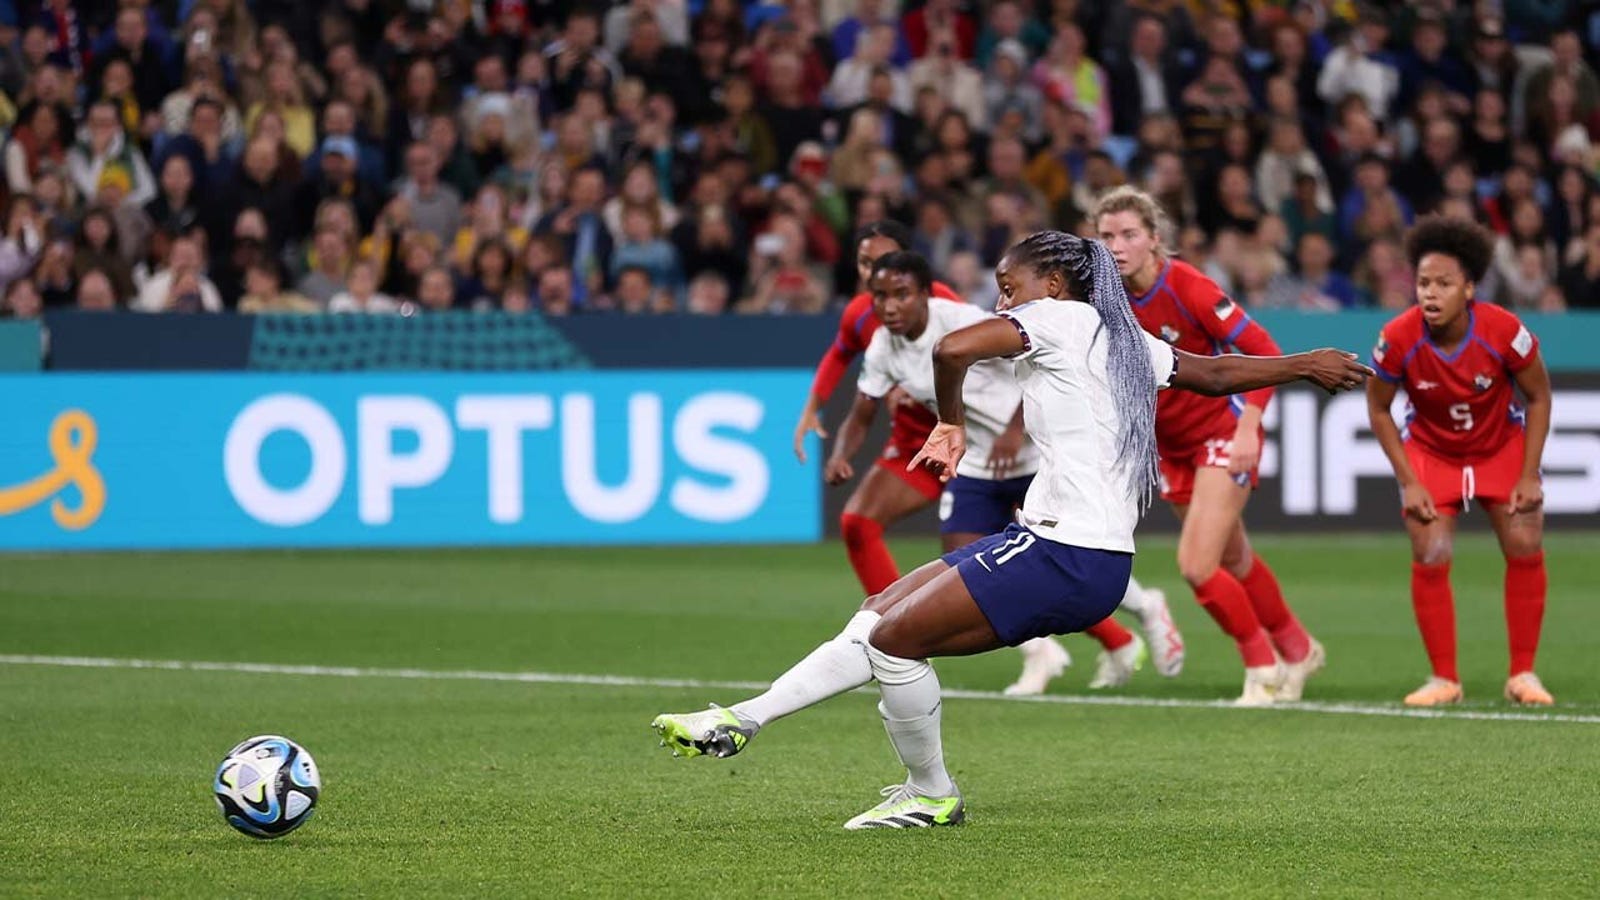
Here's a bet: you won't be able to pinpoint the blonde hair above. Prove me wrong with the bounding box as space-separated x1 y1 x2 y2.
1091 186 1172 248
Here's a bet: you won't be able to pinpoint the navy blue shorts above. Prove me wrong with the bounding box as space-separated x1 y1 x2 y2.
941 524 1133 646
939 474 1034 535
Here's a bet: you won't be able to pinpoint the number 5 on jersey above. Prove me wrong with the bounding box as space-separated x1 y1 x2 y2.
1449 402 1474 432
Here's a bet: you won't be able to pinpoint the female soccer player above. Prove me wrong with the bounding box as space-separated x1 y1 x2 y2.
793 222 956 598
1365 216 1553 707
833 251 1184 694
653 231 1371 829
1094 187 1322 705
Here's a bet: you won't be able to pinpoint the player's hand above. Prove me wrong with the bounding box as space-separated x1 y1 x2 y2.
908 422 966 483
989 426 1024 478
1228 425 1260 477
1303 349 1376 394
824 457 854 486
1402 481 1438 524
792 408 828 463
1510 476 1544 516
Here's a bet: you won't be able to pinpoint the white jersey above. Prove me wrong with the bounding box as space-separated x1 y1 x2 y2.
858 300 1038 480
1000 298 1176 553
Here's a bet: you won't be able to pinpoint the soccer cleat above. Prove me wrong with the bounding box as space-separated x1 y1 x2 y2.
1135 588 1185 677
1504 672 1554 706
842 783 965 830
1234 662 1285 707
1003 637 1071 696
650 705 757 759
1403 677 1463 707
1088 633 1146 690
1275 638 1326 702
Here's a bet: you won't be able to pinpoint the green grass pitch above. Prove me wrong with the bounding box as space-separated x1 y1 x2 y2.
3 533 1600 897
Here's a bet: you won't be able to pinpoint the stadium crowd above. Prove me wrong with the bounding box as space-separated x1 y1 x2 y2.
0 0 1595 320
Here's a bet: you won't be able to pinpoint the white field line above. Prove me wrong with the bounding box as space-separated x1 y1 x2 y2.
3 653 1598 725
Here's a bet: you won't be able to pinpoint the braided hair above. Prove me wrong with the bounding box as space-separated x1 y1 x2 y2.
1004 230 1160 508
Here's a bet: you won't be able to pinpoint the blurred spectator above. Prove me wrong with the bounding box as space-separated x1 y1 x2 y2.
984 39 1043 139
1255 117 1333 217
828 24 909 111
1355 237 1415 310
133 235 222 312
68 100 156 208
912 192 973 274
72 206 135 301
1523 29 1600 134
1109 14 1182 137
614 265 677 313
1 276 40 319
4 103 66 195
686 270 731 314
459 240 516 310
1283 232 1362 311
1396 11 1473 115
756 50 827 172
1032 23 1110 142
0 194 41 296
1339 154 1414 249
975 0 1048 69
610 204 683 298
902 0 974 61
909 34 984 128
239 259 318 314
534 166 613 306
742 213 827 313
328 258 398 314
537 264 577 317
1560 221 1600 308
414 265 457 312
397 141 463 246
1316 8 1401 121
75 269 119 310
297 228 351 307
832 0 910 69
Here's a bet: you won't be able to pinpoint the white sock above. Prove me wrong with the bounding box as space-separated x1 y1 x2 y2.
730 610 880 728
1116 576 1152 618
867 642 956 797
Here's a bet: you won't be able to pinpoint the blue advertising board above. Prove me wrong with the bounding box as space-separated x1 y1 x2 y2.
0 371 820 550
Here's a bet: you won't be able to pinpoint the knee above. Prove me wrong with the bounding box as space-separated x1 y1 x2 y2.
1221 547 1252 580
1176 552 1218 588
840 512 882 550
1504 537 1543 560
1413 538 1454 567
868 618 921 661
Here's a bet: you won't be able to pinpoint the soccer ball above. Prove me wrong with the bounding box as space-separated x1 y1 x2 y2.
213 735 321 839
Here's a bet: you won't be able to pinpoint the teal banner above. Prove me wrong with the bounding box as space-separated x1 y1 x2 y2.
0 321 41 372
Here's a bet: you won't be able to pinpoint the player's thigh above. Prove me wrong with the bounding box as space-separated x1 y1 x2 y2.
1404 512 1459 565
869 564 1004 660
1485 504 1543 559
862 559 951 616
1175 467 1252 582
844 463 935 524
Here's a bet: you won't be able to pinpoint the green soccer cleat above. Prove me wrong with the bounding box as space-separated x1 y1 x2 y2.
842 784 965 830
651 705 757 759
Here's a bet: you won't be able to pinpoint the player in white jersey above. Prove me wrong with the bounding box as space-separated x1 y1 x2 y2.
832 251 1182 693
652 231 1371 829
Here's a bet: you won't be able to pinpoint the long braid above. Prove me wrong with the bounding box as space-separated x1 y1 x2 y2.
1008 231 1160 508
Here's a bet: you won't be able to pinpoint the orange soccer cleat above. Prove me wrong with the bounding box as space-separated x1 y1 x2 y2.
1504 672 1555 706
1403 677 1463 707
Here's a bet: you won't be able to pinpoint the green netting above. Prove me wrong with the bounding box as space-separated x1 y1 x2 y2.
246 312 592 371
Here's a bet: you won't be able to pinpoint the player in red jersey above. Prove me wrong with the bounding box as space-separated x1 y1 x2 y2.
1366 217 1554 707
1095 187 1322 705
792 221 962 596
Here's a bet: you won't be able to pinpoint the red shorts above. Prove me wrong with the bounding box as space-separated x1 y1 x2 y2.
1157 432 1261 506
1404 433 1526 516
876 406 943 501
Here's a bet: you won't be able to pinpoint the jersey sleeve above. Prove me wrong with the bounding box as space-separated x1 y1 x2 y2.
808 297 874 402
998 300 1050 361
856 334 895 399
1145 331 1176 389
1496 313 1540 374
1371 320 1407 382
1175 269 1277 409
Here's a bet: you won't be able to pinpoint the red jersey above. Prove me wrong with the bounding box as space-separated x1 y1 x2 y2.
1371 303 1539 463
807 281 963 404
1128 259 1282 453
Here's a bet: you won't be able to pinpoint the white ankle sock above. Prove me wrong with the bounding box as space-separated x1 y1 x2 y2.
1116 576 1152 617
730 610 880 727
867 642 955 797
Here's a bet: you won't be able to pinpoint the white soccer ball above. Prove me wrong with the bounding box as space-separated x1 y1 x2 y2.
213 735 321 839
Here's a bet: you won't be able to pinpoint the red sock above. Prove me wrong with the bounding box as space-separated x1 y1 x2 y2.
1084 616 1136 651
1411 561 1458 683
1504 551 1547 676
840 513 899 595
1194 570 1275 667
1239 554 1311 663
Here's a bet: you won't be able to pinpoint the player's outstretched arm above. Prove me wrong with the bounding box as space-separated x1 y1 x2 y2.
825 391 882 485
1171 348 1374 397
928 319 1027 425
